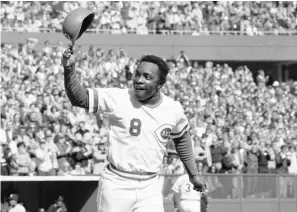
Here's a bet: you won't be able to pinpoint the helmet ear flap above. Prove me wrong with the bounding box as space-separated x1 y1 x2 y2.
62 8 95 43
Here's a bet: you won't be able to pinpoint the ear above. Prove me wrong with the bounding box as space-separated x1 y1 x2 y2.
157 81 164 90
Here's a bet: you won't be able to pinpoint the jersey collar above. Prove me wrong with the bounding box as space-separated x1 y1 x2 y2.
142 93 163 108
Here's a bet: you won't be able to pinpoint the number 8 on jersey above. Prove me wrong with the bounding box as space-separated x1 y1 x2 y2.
129 118 142 136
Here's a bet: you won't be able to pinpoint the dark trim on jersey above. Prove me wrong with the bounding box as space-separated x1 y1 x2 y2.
172 131 199 177
170 124 189 136
64 64 89 109
93 88 99 113
179 130 188 139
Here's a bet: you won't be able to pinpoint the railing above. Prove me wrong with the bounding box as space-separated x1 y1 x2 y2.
162 174 297 212
1 174 297 212
161 174 297 200
1 174 297 199
1 26 297 36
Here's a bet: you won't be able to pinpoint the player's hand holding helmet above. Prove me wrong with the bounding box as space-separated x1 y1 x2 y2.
61 47 75 67
61 8 94 67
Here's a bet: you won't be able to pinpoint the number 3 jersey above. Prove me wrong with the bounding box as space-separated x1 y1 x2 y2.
172 174 201 201
87 87 190 175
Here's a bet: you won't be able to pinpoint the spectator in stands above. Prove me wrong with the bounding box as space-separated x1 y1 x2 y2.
287 145 297 174
35 141 56 176
243 143 260 196
56 134 72 168
209 135 226 172
1 121 14 145
1 144 10 175
9 152 19 176
70 162 86 175
275 145 291 174
44 106 60 124
57 161 72 176
287 145 297 197
75 121 90 137
257 141 272 174
193 137 209 172
220 151 236 174
45 135 59 173
15 142 32 176
230 142 245 173
1 1 297 35
275 145 291 198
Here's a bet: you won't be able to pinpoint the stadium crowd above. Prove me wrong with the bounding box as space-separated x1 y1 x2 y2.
1 1 297 35
1 37 297 198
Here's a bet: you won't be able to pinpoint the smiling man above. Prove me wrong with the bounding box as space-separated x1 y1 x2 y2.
62 47 205 212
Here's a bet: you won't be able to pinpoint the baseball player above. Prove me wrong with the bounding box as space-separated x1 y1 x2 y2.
172 172 208 212
8 194 26 212
62 48 206 212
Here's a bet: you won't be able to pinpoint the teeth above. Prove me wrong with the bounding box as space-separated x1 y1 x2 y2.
135 87 145 90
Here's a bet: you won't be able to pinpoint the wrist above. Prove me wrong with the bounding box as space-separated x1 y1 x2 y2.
190 173 201 178
64 63 75 71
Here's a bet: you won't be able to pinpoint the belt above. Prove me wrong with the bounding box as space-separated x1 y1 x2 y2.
107 163 157 181
180 199 200 202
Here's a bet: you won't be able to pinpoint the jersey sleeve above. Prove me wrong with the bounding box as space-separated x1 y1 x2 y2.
170 103 190 139
86 88 119 114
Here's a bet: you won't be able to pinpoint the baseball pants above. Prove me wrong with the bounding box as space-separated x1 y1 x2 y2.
97 166 164 212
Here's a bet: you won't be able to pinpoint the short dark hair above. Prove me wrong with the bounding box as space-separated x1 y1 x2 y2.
17 142 25 148
139 55 169 85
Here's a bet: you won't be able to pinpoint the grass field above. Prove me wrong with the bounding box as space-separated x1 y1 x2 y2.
164 199 175 212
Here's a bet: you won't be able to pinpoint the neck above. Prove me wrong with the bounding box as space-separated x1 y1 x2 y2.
139 91 161 107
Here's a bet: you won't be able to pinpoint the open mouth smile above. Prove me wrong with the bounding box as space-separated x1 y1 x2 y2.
134 85 146 90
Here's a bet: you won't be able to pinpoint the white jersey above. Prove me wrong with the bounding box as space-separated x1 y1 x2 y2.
87 88 189 176
8 204 26 212
172 174 201 201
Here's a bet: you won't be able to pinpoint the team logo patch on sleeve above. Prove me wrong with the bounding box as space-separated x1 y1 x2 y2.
154 124 173 143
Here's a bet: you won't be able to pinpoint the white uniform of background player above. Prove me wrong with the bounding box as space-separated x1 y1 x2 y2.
172 174 201 212
88 88 190 212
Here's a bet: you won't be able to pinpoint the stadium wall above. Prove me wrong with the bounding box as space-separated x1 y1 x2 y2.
1 178 98 212
2 32 297 61
1 175 296 212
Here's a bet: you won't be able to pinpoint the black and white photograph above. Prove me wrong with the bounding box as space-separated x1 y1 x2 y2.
1 1 297 212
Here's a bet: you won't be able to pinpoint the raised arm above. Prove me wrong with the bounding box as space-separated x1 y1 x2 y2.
62 47 89 109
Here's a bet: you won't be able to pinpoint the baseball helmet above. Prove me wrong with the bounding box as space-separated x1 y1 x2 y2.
62 8 95 44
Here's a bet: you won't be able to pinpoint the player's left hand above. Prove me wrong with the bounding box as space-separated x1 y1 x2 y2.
189 175 206 192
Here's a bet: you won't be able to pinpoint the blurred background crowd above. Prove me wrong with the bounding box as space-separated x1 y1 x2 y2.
1 1 297 202
1 39 297 180
1 1 297 35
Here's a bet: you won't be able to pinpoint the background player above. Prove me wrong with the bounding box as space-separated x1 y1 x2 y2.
7 194 26 212
61 47 206 212
172 171 208 212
